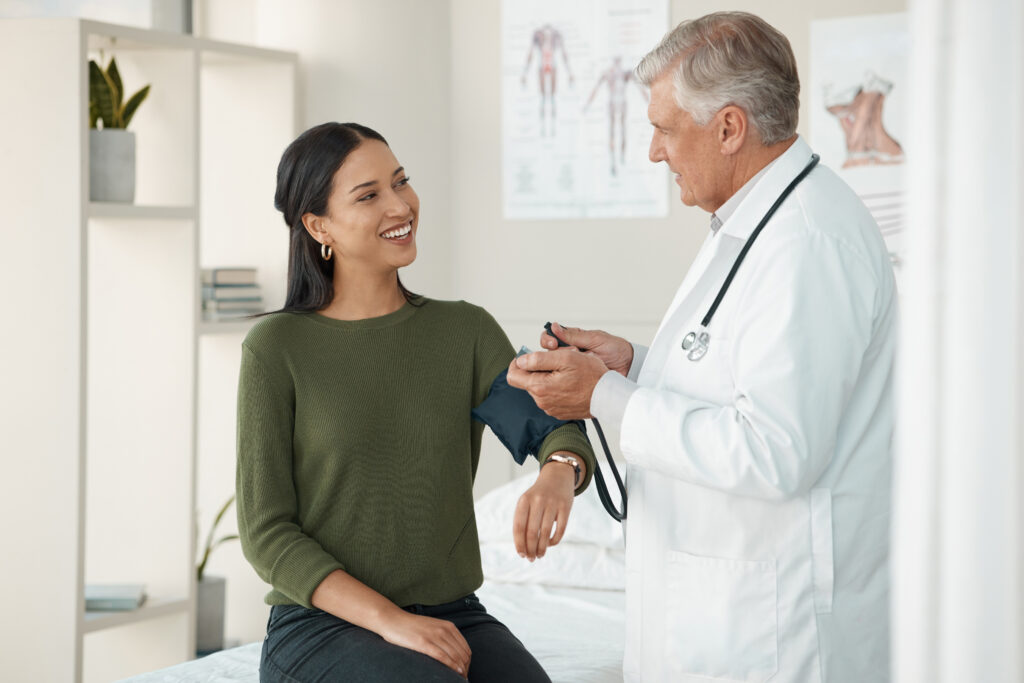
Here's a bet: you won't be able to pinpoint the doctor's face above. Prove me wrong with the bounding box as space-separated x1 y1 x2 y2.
647 73 729 214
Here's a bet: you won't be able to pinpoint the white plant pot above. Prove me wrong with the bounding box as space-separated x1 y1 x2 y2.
196 575 227 654
89 128 136 202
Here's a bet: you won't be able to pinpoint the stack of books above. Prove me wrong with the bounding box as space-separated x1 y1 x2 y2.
202 268 263 320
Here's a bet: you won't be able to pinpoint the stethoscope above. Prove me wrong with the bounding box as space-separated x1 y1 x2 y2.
682 154 820 361
544 323 628 522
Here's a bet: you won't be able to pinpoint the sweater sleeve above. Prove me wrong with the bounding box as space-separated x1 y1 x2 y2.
236 344 345 607
471 306 597 494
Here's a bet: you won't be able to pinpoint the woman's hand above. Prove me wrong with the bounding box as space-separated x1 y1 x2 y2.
378 611 472 678
514 459 576 561
311 570 471 678
541 322 634 377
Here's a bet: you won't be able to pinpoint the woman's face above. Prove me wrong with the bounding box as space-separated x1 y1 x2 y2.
309 139 419 274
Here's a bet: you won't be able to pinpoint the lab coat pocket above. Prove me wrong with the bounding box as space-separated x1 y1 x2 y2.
664 550 778 682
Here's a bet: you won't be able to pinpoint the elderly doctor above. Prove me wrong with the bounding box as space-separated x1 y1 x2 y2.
508 11 897 683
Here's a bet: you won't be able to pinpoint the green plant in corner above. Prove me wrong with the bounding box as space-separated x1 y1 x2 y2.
196 494 239 582
88 56 150 129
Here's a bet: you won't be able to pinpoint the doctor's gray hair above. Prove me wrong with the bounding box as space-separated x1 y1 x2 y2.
635 12 799 146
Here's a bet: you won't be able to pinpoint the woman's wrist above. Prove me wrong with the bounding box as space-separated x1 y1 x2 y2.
542 452 584 489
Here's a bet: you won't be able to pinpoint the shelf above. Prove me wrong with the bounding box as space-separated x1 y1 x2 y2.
0 16 295 680
199 40 300 64
84 20 196 52
81 19 297 63
83 597 190 634
198 317 261 335
88 203 196 220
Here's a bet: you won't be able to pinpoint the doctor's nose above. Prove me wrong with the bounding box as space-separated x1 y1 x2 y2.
649 137 665 164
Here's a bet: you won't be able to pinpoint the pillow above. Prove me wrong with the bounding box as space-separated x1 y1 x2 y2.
475 473 625 591
480 542 625 591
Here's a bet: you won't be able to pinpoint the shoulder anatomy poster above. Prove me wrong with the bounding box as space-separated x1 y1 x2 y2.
502 0 669 220
810 13 908 270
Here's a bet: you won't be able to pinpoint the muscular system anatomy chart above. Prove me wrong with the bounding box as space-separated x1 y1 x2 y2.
502 0 669 220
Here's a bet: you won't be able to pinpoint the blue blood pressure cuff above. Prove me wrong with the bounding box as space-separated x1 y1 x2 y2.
471 368 587 465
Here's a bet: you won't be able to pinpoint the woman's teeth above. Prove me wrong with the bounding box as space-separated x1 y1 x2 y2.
381 223 412 240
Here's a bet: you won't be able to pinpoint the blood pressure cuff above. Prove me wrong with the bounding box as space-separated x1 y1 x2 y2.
471 369 587 465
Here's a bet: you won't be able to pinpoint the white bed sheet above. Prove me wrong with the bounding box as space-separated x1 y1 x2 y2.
119 583 624 683
476 583 625 683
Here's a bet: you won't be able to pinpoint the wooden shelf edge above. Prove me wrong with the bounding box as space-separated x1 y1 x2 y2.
83 597 190 634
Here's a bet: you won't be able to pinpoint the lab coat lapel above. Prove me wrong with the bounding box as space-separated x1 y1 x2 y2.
645 136 815 388
643 231 745 388
661 230 717 321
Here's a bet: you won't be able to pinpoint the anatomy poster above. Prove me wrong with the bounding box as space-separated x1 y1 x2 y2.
502 0 669 219
810 13 908 269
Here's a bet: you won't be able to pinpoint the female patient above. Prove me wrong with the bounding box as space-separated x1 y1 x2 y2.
237 122 596 682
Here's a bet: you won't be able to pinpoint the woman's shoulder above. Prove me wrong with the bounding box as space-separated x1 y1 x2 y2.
416 298 496 325
241 311 308 353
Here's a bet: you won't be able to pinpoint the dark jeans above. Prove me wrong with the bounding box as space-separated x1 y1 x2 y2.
260 593 551 682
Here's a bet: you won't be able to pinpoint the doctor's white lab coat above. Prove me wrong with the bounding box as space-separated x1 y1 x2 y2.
594 137 897 682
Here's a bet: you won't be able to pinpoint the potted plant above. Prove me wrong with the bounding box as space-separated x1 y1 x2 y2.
88 56 150 202
196 494 239 655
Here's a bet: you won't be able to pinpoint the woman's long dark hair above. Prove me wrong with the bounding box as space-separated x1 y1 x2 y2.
273 122 419 313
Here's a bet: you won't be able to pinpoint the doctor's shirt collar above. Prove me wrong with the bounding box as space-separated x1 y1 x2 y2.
710 157 779 235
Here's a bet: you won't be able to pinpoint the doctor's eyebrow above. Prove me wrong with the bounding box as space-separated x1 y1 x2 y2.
348 167 406 194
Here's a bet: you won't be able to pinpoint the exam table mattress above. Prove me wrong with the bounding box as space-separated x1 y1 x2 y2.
119 583 625 682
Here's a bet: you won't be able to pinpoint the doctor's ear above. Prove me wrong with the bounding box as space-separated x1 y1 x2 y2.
716 105 748 156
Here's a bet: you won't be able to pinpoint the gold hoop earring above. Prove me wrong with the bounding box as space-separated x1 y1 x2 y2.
321 243 333 260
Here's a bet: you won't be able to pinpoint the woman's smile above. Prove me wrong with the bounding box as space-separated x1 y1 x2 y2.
380 220 414 243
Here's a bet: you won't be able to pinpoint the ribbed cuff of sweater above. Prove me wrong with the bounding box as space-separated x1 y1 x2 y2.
269 541 346 608
538 423 596 495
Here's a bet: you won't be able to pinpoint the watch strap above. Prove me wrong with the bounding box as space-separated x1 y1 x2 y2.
545 453 581 488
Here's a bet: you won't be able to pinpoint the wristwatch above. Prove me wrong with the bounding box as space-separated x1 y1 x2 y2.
544 453 581 488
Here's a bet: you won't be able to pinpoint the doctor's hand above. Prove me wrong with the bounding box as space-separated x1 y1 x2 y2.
507 347 609 420
513 457 576 561
542 322 634 377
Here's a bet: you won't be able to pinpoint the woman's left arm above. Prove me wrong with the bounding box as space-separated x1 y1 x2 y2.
470 304 596 559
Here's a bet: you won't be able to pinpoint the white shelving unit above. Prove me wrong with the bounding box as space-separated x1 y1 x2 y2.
0 18 295 683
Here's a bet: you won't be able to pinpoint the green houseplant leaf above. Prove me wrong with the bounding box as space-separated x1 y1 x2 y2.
106 57 124 122
88 60 116 129
88 57 149 130
121 85 150 129
196 494 239 582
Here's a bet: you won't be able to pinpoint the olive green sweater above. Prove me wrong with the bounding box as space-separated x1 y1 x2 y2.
236 299 595 609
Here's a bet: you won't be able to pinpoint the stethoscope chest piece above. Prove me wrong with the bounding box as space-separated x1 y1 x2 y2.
678 154 820 365
682 329 710 361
